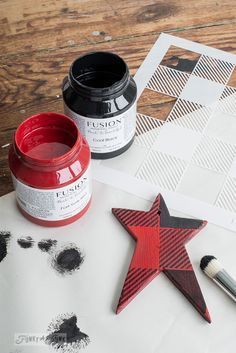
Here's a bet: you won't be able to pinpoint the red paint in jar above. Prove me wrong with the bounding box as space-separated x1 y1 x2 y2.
9 112 92 227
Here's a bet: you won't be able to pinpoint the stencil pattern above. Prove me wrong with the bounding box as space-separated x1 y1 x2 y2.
147 65 189 97
192 136 236 173
136 150 187 191
167 99 212 132
217 86 236 116
104 41 236 217
192 55 234 84
215 176 236 213
135 113 164 148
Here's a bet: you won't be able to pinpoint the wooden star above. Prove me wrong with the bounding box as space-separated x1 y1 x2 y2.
112 194 211 323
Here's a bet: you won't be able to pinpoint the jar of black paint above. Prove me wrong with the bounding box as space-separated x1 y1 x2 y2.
62 52 137 159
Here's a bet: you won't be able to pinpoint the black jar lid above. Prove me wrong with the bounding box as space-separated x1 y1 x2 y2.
68 51 130 98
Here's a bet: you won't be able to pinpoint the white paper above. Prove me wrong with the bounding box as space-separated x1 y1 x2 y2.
1 182 236 353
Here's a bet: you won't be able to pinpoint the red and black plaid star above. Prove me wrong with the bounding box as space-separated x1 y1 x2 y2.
112 194 211 323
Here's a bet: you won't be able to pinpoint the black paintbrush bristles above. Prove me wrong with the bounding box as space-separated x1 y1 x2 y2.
200 255 216 271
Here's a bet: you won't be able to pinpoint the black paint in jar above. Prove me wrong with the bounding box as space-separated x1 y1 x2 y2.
62 52 137 159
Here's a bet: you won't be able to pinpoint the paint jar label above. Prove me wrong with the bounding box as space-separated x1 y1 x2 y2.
12 166 91 221
64 103 136 153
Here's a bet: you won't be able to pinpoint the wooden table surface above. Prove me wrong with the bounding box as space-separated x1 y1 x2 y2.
0 0 235 197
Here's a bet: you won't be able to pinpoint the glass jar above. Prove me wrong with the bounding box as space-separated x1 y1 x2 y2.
9 112 91 227
62 51 137 159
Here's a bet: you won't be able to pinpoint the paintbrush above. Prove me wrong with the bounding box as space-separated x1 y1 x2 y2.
200 255 236 302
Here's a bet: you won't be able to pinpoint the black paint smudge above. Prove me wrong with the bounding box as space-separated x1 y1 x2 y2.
52 244 84 275
46 314 90 351
17 236 34 249
0 231 11 263
168 56 198 73
38 239 57 253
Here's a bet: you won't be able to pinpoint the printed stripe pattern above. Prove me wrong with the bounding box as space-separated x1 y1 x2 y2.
159 228 193 270
166 99 213 132
112 196 160 227
192 136 236 173
217 86 236 116
215 176 236 213
163 269 208 321
114 194 208 317
135 113 164 148
192 55 234 84
147 65 190 97
136 150 187 191
117 268 158 310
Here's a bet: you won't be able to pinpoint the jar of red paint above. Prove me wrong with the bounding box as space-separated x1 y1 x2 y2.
9 112 91 227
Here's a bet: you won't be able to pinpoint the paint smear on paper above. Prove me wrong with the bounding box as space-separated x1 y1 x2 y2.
17 236 34 249
0 231 11 263
46 313 90 351
51 244 84 275
38 239 57 253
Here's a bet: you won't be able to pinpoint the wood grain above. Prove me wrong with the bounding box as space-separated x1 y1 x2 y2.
138 89 177 120
0 0 236 196
0 0 235 56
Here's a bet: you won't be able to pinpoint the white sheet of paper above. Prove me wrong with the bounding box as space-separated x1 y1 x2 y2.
1 181 236 353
